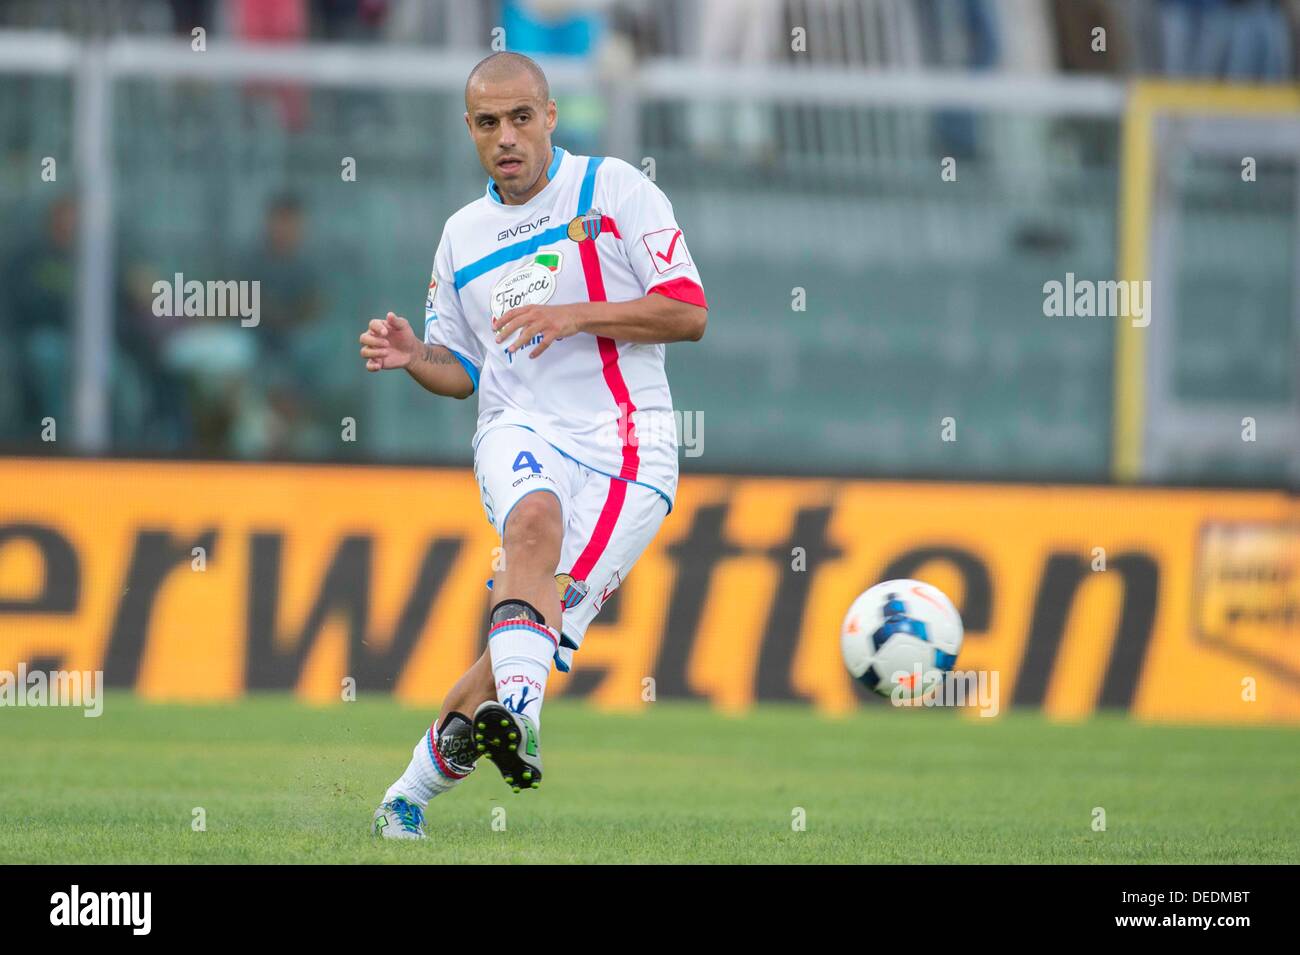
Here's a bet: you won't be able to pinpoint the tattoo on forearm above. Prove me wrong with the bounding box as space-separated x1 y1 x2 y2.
421 343 458 366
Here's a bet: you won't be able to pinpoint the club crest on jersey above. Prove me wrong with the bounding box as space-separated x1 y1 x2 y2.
567 209 603 242
490 256 559 320
555 573 589 609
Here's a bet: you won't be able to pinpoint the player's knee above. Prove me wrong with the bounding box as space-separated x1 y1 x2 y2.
503 492 561 554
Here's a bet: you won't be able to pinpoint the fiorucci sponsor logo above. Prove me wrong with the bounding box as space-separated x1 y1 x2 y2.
0 665 103 717
50 885 151 935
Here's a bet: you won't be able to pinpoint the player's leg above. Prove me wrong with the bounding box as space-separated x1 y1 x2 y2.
549 473 671 680
470 428 578 792
487 488 564 670
487 487 563 708
373 425 573 832
372 649 495 839
470 489 564 792
440 646 497 716
396 424 565 794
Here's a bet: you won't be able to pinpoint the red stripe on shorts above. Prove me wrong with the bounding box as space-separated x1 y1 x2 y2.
569 477 628 582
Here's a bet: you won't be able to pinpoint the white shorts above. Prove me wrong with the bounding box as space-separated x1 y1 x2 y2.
473 423 671 672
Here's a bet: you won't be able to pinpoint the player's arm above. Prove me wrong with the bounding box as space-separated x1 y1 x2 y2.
573 294 708 343
494 295 706 358
359 311 474 399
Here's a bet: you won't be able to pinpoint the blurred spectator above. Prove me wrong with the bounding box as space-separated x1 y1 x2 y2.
688 0 780 160
234 0 307 39
505 0 609 56
168 0 214 35
917 0 1001 161
607 0 671 60
313 0 390 41
0 0 172 35
235 193 325 457
114 242 192 450
1053 0 1132 74
234 0 310 131
997 0 1058 74
0 196 193 449
502 0 615 154
1 195 76 437
1159 0 1293 79
916 0 1001 70
147 194 323 457
381 0 489 47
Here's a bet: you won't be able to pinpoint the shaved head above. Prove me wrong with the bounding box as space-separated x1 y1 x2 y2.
463 51 558 206
465 52 550 109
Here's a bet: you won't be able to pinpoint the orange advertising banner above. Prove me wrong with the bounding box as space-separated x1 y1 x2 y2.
0 458 1295 722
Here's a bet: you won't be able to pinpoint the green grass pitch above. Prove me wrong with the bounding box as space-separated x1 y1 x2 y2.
2 694 1296 864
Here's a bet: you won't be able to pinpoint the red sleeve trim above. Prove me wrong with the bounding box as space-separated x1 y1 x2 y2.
649 277 708 309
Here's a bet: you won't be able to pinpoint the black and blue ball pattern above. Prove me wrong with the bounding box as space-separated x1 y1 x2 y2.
857 592 958 691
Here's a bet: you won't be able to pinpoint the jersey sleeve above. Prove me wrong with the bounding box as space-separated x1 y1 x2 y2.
614 174 708 309
424 230 485 392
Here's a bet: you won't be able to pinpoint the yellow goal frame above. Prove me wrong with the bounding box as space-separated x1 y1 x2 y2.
1113 81 1300 481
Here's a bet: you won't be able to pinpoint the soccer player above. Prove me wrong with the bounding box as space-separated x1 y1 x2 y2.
362 52 707 839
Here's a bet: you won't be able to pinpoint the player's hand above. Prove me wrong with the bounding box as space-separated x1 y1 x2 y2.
359 312 420 371
493 304 579 359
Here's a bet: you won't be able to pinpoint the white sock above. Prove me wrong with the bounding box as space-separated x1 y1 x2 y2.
488 616 557 733
384 719 470 807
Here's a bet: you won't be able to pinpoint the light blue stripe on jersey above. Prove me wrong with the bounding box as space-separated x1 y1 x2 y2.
449 349 480 392
457 147 570 287
576 155 603 213
454 149 602 291
453 224 571 290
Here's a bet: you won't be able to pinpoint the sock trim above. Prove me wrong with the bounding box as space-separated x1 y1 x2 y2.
488 618 559 649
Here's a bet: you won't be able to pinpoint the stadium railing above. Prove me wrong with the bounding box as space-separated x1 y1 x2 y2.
0 31 1293 485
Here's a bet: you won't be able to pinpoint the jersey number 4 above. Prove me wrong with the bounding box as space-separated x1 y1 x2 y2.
513 451 543 474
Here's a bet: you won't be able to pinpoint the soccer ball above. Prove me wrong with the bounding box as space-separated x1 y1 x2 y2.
841 579 964 700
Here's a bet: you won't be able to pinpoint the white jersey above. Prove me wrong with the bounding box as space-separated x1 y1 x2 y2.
424 147 707 509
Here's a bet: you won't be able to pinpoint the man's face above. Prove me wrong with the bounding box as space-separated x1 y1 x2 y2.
464 74 557 205
49 199 77 249
268 207 302 255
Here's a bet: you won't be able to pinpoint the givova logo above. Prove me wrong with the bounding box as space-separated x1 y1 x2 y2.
49 885 151 935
